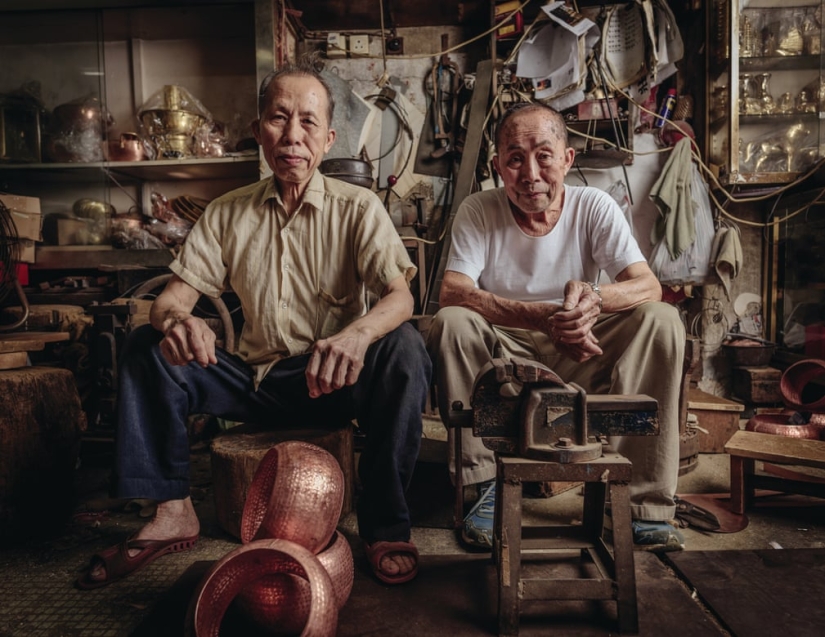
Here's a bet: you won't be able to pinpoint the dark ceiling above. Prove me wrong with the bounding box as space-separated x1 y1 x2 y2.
286 0 488 33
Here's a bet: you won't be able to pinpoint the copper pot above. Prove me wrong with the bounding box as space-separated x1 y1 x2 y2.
106 132 146 162
187 538 338 637
780 359 825 412
241 441 344 553
745 412 825 439
233 530 354 634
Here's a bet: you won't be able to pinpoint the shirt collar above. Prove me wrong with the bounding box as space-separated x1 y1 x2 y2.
258 170 326 214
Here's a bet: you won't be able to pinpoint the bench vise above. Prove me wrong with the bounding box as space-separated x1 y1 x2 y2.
449 357 659 463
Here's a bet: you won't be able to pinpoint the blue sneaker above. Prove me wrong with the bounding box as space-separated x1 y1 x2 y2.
631 520 685 552
462 480 496 549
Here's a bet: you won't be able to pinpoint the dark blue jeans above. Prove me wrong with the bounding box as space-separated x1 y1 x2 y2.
115 322 431 543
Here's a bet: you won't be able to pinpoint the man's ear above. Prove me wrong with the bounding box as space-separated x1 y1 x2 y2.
251 119 261 145
492 154 500 176
325 128 336 154
562 146 576 174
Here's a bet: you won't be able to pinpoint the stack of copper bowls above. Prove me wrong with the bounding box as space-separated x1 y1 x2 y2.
187 441 352 636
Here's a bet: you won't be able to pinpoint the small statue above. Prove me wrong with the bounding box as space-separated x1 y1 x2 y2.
776 92 795 114
796 88 817 113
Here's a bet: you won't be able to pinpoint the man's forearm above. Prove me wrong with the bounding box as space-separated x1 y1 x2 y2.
440 282 558 332
339 286 414 345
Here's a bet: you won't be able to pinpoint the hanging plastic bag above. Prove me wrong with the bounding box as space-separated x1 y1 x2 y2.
649 162 714 285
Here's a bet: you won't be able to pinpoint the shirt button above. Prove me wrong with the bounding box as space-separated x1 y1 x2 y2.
284 264 290 270
281 302 287 309
287 338 293 343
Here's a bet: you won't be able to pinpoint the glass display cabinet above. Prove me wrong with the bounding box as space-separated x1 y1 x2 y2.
707 0 825 185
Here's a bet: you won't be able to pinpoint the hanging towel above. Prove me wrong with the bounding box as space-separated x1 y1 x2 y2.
649 137 695 259
710 226 743 301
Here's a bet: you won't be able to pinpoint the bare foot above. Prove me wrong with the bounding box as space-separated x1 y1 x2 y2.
379 551 416 577
87 497 200 583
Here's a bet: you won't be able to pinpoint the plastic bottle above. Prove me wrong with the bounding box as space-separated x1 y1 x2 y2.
654 88 677 128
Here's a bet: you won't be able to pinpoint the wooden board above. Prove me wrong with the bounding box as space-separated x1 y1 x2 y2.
688 387 745 412
725 430 825 470
666 549 825 637
0 331 70 353
0 351 28 369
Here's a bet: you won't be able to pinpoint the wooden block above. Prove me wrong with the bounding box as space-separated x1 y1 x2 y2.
210 423 355 540
0 351 28 369
688 388 745 453
732 366 782 404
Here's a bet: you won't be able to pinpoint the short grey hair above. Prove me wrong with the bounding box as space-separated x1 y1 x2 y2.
257 59 335 125
494 101 569 151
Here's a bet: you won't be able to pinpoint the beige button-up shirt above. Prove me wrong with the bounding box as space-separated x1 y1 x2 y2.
170 170 415 388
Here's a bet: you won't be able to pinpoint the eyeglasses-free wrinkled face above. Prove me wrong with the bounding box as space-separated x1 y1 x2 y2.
254 74 336 192
493 107 575 216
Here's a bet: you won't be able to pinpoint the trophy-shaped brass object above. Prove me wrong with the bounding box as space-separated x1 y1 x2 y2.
138 85 210 159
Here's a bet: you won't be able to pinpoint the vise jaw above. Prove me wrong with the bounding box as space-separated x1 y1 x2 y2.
452 357 659 463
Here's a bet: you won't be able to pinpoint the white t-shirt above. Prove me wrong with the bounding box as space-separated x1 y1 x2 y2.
446 185 645 305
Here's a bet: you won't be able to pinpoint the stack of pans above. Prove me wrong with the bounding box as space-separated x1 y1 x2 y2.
170 195 209 223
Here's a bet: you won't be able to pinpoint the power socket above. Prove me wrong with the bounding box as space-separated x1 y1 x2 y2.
326 33 347 58
349 34 369 56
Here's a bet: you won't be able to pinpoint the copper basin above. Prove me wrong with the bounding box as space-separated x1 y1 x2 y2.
187 538 338 637
241 441 344 553
234 530 354 634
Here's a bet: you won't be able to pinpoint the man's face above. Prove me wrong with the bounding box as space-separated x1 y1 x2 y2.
253 74 336 189
492 108 575 215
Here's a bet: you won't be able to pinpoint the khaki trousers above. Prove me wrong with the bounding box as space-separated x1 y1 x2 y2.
426 303 685 521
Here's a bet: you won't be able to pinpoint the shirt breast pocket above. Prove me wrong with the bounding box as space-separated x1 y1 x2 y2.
317 287 365 339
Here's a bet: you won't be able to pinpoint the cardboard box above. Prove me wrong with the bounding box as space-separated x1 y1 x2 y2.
17 239 36 264
9 209 42 241
687 388 745 453
0 193 41 214
55 218 90 246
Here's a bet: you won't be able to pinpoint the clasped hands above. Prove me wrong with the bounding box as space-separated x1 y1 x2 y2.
543 280 603 363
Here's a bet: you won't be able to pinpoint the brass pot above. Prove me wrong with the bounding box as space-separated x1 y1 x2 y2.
241 441 344 554
140 109 206 158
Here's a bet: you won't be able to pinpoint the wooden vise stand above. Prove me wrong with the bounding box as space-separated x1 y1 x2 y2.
451 357 659 636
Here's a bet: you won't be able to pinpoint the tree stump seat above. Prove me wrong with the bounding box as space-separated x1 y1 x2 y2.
210 422 355 540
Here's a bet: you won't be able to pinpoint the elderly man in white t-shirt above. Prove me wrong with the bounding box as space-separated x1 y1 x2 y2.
426 102 686 552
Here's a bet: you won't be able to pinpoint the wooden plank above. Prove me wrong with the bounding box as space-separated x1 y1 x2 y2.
0 339 44 353
725 430 825 469
0 351 28 369
688 387 745 412
0 331 70 343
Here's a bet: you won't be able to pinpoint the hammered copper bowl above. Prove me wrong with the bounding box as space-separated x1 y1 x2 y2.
187 538 338 637
233 530 354 635
241 441 344 553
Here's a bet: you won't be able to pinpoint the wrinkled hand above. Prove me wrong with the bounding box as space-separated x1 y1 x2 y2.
306 329 370 398
159 315 217 367
547 280 603 362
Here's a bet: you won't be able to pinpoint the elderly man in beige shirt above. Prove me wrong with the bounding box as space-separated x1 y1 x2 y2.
77 62 431 590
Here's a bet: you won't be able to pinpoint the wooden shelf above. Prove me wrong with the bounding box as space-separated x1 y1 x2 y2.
30 246 174 270
0 155 259 184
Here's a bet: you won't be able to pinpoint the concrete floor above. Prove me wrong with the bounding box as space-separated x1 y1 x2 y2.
0 418 823 636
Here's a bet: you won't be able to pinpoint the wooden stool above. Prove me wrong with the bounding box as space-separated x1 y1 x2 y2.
725 429 825 514
493 451 638 636
210 423 355 539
